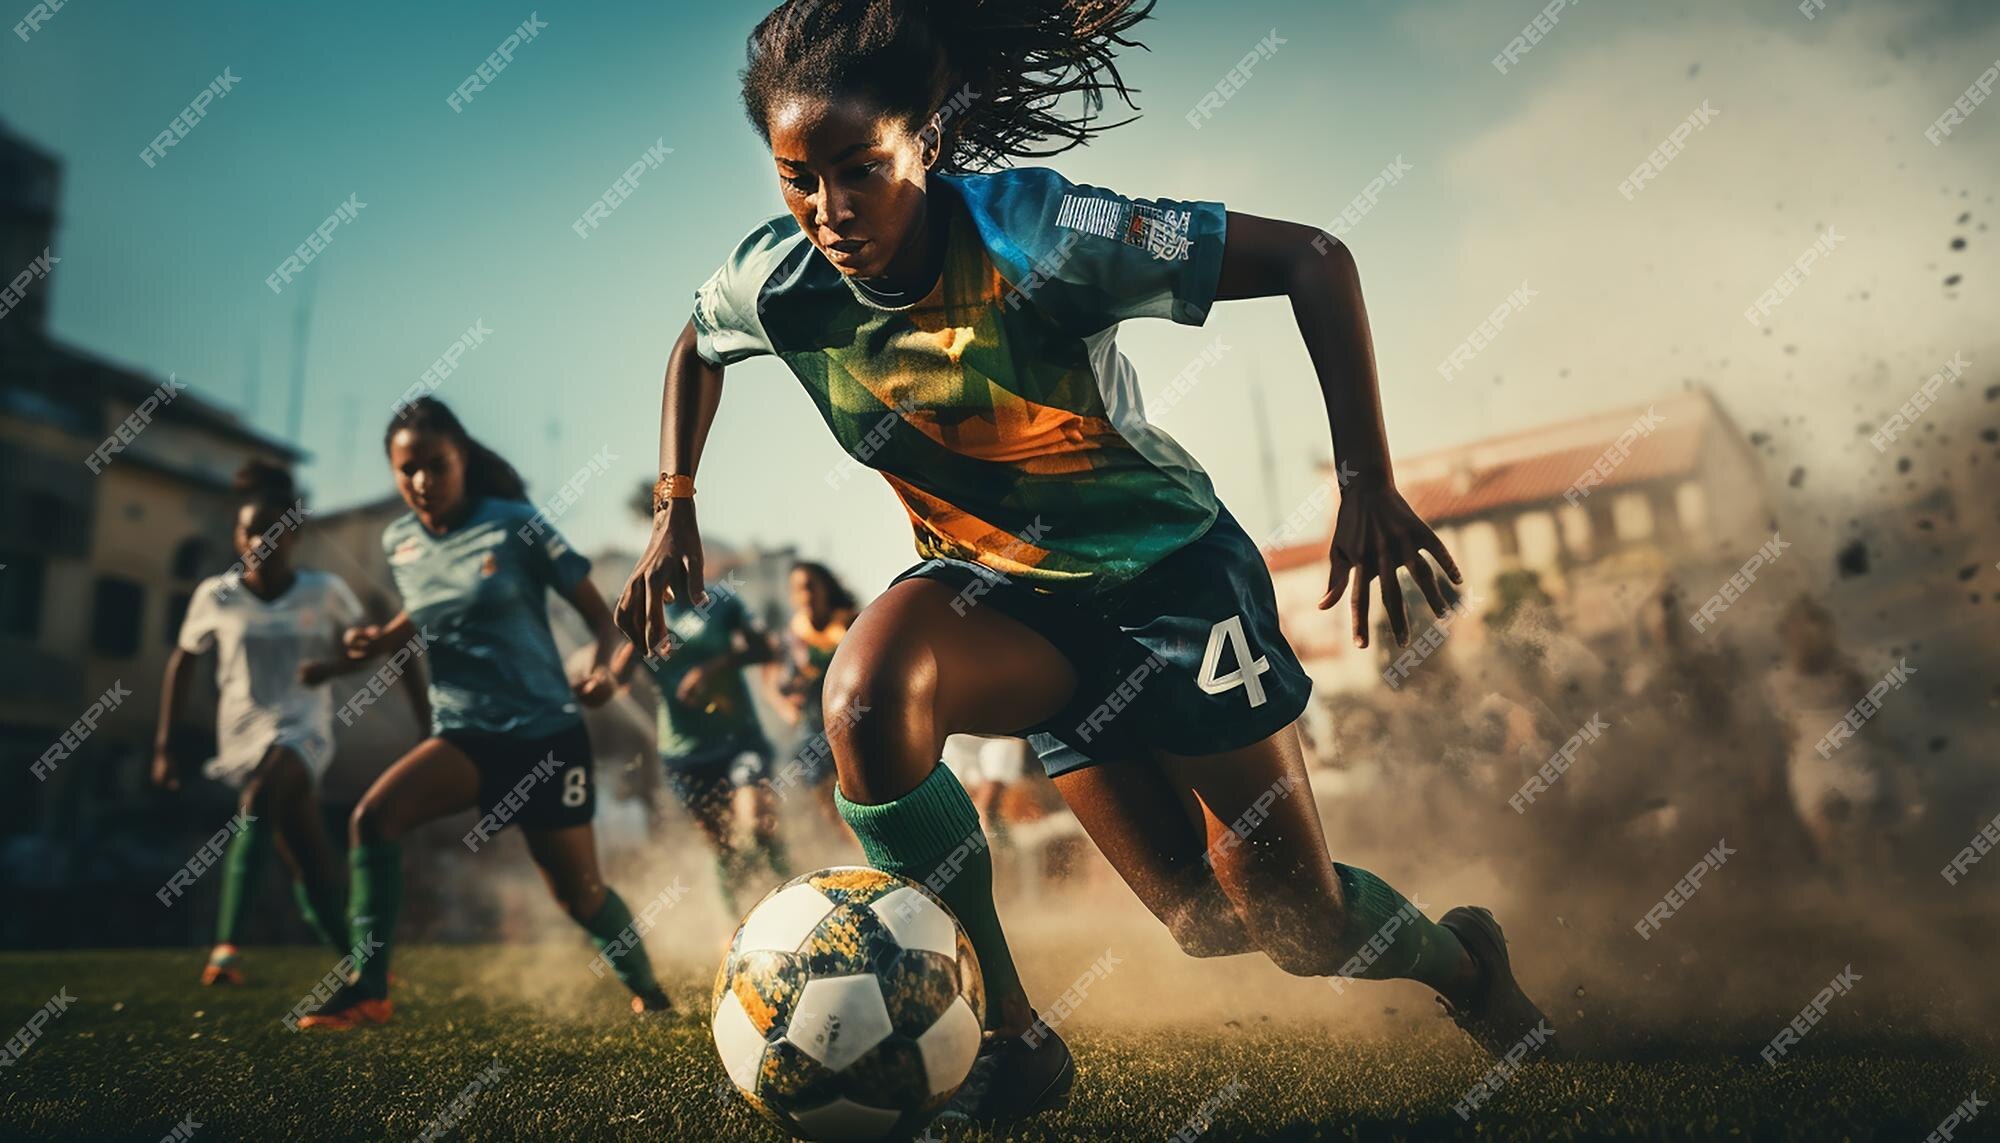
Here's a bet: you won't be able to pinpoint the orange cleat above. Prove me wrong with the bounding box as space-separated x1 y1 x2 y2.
631 988 674 1016
201 945 244 986
296 989 393 1031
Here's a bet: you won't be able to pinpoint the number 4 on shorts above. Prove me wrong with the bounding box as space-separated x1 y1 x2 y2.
1197 614 1270 708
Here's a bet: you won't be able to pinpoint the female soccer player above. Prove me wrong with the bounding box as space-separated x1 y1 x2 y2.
298 397 669 1028
152 461 375 985
770 561 856 820
609 583 788 916
618 0 1559 1120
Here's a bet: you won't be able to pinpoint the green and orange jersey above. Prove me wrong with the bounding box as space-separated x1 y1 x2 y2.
690 166 1230 595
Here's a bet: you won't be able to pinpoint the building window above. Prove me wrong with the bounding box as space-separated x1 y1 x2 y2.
91 577 144 657
165 591 193 647
1675 481 1708 538
0 553 44 639
1612 493 1655 542
172 537 213 580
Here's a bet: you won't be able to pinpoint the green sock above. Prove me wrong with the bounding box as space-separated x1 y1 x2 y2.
1331 863 1467 994
291 880 350 956
836 765 1024 1027
214 814 272 946
757 833 791 878
347 842 402 996
712 851 741 918
581 888 662 996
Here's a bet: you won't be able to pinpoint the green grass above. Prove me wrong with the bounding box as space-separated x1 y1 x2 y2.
1 947 1993 1141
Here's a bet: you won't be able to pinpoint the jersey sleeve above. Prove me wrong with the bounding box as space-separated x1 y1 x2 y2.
176 581 220 654
690 216 798 367
971 166 1229 333
521 512 593 596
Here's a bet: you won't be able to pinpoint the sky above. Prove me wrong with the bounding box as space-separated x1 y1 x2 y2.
4 0 1996 593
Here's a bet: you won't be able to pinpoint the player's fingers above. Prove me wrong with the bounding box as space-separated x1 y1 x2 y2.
1420 528 1463 584
685 552 708 608
1321 545 1356 609
1379 559 1410 648
644 568 671 656
1352 563 1375 648
1406 549 1450 618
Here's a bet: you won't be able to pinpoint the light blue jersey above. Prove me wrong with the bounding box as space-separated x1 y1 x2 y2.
382 497 590 737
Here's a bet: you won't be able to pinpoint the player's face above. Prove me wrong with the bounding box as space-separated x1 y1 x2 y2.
790 567 823 614
767 94 936 281
389 428 467 525
233 502 297 568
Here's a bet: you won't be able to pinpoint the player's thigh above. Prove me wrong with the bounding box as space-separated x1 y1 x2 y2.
1051 760 1256 957
1154 720 1347 944
240 743 311 814
521 822 607 919
350 737 481 843
825 577 1077 803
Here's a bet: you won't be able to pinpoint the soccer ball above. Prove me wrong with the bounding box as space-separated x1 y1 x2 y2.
711 866 986 1140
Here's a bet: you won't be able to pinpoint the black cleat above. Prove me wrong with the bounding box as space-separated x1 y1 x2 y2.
935 1021 1076 1126
1437 905 1565 1062
629 987 674 1016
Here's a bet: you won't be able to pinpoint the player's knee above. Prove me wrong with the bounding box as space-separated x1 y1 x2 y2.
554 879 606 922
1244 901 1352 978
823 646 934 758
1160 904 1254 959
349 796 397 845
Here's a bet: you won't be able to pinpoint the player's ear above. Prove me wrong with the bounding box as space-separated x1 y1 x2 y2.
918 113 943 170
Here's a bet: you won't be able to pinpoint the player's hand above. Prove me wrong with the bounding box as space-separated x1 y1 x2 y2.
1319 482 1461 649
150 748 181 793
341 624 383 659
574 665 615 708
617 500 705 657
297 659 337 686
674 664 710 706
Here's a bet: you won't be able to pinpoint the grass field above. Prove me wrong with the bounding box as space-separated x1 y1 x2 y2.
3 947 1995 1141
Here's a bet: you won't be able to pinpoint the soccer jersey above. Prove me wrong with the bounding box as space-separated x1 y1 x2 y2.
382 497 590 738
690 166 1229 595
176 569 364 785
641 591 768 767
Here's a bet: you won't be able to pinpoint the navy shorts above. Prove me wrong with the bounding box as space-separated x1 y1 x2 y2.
445 719 596 834
889 503 1312 778
663 738 773 808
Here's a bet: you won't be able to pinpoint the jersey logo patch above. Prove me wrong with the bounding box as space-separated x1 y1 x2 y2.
1054 193 1194 262
389 538 425 566
480 553 500 577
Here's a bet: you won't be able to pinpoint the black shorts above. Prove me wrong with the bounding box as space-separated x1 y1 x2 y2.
663 739 771 811
446 719 596 838
889 503 1312 778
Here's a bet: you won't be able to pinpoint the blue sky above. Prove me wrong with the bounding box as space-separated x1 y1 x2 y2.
5 0 1995 592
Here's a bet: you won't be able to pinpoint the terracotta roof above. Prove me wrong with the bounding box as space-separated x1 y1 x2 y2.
1401 417 1704 522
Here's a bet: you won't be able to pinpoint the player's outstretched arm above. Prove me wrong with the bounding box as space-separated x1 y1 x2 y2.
617 318 723 656
1213 212 1462 649
150 646 197 792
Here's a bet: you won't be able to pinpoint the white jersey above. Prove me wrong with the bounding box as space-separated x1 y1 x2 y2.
176 569 365 787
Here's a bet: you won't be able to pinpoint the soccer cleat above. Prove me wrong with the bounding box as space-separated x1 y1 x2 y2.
201 945 244 986
936 1022 1076 1126
1436 905 1565 1062
295 986 393 1031
630 988 674 1016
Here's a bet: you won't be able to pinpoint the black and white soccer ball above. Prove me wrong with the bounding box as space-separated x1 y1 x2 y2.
711 866 986 1141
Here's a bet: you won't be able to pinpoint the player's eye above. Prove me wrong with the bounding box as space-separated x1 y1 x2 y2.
781 171 814 194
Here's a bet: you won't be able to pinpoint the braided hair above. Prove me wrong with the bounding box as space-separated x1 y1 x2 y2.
740 0 1159 175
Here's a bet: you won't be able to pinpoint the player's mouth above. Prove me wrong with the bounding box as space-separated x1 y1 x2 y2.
826 238 868 260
